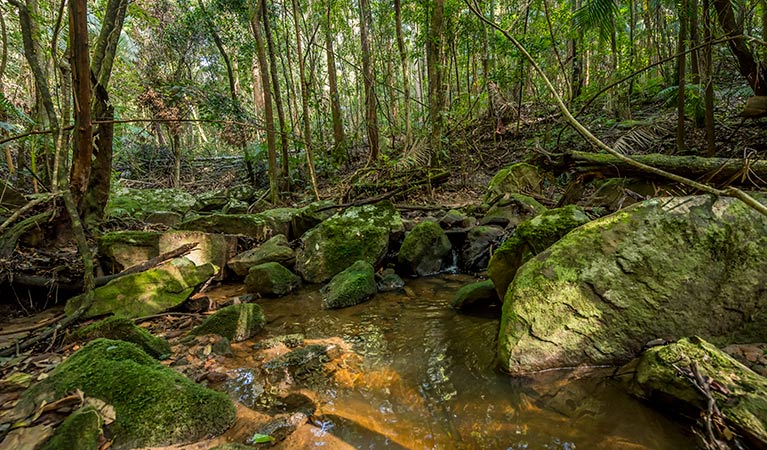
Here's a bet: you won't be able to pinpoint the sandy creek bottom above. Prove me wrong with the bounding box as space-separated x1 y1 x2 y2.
208 274 695 450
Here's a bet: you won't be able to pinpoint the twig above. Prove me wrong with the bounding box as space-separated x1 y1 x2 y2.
0 192 59 234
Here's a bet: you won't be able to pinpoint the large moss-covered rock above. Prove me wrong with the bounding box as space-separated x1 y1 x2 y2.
74 316 170 358
320 260 377 309
488 205 590 299
65 258 216 319
621 337 767 448
498 196 767 375
244 262 301 296
451 280 499 311
178 213 282 240
479 193 546 228
107 187 196 219
21 339 235 449
295 201 402 283
191 303 266 342
398 221 452 276
98 231 160 272
483 163 545 202
228 234 296 277
159 231 237 279
41 406 102 450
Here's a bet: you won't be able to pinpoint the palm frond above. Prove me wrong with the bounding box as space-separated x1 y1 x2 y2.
396 136 431 171
613 125 668 154
573 0 619 42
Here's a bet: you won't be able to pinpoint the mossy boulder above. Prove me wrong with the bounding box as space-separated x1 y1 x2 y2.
488 205 590 299
620 336 767 448
320 260 377 309
98 231 160 272
484 163 545 202
460 225 504 272
295 201 401 283
440 209 473 229
65 258 216 319
498 196 767 375
451 280 499 311
191 303 266 342
73 316 170 358
106 187 196 220
228 234 296 277
480 193 547 228
244 262 301 296
41 406 102 450
178 213 283 240
159 231 237 279
397 221 452 276
21 339 235 449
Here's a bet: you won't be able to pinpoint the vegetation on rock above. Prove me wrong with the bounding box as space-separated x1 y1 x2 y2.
191 303 267 342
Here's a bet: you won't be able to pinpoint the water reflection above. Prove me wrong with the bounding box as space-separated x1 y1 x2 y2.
221 274 694 449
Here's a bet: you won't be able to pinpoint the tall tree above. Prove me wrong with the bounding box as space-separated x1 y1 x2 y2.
325 1 344 149
713 0 767 94
68 0 93 209
394 0 411 145
261 1 290 187
427 0 445 163
359 0 379 160
676 0 687 152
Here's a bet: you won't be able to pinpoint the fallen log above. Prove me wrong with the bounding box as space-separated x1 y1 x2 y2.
566 151 767 187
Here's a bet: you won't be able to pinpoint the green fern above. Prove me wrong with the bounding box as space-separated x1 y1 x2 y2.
573 0 619 42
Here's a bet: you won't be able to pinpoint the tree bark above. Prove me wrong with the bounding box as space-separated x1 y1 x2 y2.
262 2 290 188
68 0 93 210
394 0 411 145
291 0 320 200
703 0 716 156
359 0 379 160
427 0 445 165
676 0 687 153
326 2 344 149
250 0 279 204
713 0 767 94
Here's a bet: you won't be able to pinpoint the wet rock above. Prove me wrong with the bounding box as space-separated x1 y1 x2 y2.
98 231 160 272
191 303 266 342
620 336 767 449
73 316 170 359
321 261 377 309
245 262 301 297
211 443 257 450
440 209 473 229
484 162 545 202
451 280 499 311
295 201 402 283
460 225 504 272
376 269 405 292
498 196 767 374
18 339 235 449
106 187 196 220
248 412 308 445
252 334 305 350
488 205 590 299
228 234 296 277
65 258 216 319
397 221 452 276
41 406 101 450
263 344 333 370
479 193 546 228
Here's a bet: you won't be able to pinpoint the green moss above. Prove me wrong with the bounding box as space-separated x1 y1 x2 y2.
397 221 452 276
66 258 216 319
451 280 498 310
41 406 102 450
23 339 235 449
107 187 196 219
320 260 377 309
244 262 300 296
74 317 171 358
191 303 266 342
179 214 277 239
488 205 589 298
228 234 295 277
484 163 543 202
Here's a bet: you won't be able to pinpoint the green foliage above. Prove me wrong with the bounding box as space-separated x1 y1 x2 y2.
573 0 619 42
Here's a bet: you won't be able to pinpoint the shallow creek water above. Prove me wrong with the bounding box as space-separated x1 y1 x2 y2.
213 274 695 450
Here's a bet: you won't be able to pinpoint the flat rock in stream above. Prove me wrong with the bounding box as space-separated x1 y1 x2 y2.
499 196 767 375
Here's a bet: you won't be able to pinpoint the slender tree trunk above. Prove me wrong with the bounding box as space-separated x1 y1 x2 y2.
427 0 445 165
359 0 379 160
291 0 319 200
200 0 238 104
69 0 93 209
394 0 411 145
250 0 279 204
713 0 767 94
262 1 290 188
326 2 344 149
676 0 688 153
703 0 716 156
570 0 583 101
689 0 700 85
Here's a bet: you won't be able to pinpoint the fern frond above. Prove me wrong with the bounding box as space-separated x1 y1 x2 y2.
613 125 668 155
573 0 619 42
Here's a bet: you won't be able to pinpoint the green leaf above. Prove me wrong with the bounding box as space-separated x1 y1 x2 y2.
573 0 619 42
249 433 274 444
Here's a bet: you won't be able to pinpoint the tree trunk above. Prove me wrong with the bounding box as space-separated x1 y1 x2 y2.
703 0 716 156
394 0 411 146
250 0 279 204
570 0 583 101
359 0 379 161
68 0 93 210
291 0 320 200
262 2 290 188
427 0 445 165
326 2 344 149
713 0 767 94
676 0 687 153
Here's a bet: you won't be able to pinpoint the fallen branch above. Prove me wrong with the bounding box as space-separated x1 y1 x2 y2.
96 241 199 286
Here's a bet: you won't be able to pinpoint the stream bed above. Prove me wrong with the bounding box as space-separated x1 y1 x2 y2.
214 274 695 449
